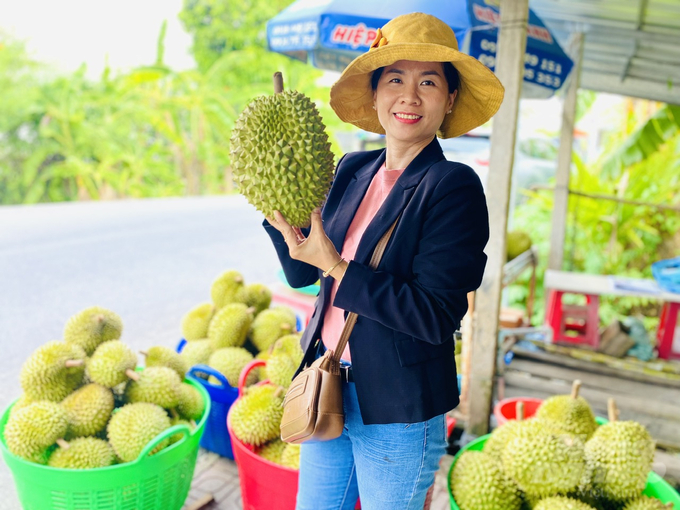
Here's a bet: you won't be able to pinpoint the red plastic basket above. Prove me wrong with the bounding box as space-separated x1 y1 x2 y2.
493 397 544 426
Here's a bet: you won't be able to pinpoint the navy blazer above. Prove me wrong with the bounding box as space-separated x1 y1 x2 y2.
263 137 489 424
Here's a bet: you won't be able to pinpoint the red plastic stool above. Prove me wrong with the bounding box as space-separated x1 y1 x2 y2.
657 302 680 360
545 289 600 348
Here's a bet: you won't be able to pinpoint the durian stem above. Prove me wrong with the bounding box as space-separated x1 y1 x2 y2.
516 401 525 421
170 408 179 419
56 438 70 450
608 398 618 422
273 386 285 399
571 379 582 399
246 306 256 315
186 494 215 510
273 72 284 94
64 359 84 368
190 419 197 428
125 369 141 382
281 323 292 331
139 350 148 357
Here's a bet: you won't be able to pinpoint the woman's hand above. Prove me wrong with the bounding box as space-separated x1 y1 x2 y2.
266 208 348 281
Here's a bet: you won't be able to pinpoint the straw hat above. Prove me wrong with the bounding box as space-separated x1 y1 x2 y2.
330 12 505 139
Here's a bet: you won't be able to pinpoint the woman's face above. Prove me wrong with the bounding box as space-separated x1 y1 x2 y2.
373 60 457 146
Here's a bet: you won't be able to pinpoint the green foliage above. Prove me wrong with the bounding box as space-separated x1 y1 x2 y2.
179 0 293 72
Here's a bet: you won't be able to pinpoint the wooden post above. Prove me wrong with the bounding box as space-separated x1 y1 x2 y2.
466 0 529 437
548 33 584 271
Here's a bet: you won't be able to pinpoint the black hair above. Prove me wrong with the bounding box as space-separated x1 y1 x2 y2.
370 62 460 94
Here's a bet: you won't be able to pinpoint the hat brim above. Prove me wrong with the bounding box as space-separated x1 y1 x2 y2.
330 43 504 139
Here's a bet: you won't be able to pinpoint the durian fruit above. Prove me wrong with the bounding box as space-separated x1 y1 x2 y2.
236 283 272 315
280 443 301 470
60 383 114 438
230 88 335 228
168 416 194 445
208 347 256 388
585 399 655 503
142 346 189 379
258 438 287 464
450 450 522 510
179 339 212 367
483 401 526 459
20 340 87 402
622 496 673 510
533 496 597 510
8 394 35 420
506 231 532 261
176 383 205 420
535 380 598 440
181 303 216 341
230 384 284 446
47 437 116 469
502 418 587 498
86 340 138 388
208 303 254 350
107 402 171 462
250 306 297 352
4 401 69 463
125 366 182 409
64 306 123 355
211 270 245 309
264 335 304 388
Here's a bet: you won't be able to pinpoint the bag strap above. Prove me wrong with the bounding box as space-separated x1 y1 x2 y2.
332 216 400 364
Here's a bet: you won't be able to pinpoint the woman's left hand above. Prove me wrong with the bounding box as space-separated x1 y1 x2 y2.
266 208 342 273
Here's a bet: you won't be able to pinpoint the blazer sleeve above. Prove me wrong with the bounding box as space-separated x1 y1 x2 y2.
333 165 489 344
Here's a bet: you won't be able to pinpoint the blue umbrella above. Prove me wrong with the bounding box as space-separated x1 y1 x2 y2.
267 0 573 97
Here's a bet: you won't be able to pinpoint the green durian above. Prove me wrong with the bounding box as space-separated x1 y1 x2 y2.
250 306 297 352
230 384 284 446
60 383 114 438
258 438 287 464
535 380 598 440
208 347 256 388
264 336 303 389
622 496 673 510
125 366 182 409
63 306 123 355
179 339 212 367
143 345 189 379
181 303 216 341
230 89 335 228
86 340 137 388
211 270 245 309
235 283 272 315
47 437 116 469
176 383 205 420
506 231 532 261
8 394 36 420
107 403 171 462
533 496 597 510
208 303 253 350
4 401 69 463
20 340 87 402
450 450 522 510
280 443 301 470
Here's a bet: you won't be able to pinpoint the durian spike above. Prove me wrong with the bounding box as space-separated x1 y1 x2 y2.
571 379 582 399
273 72 284 94
64 359 84 368
516 401 525 421
139 350 148 357
608 398 619 422
56 438 70 450
125 369 141 382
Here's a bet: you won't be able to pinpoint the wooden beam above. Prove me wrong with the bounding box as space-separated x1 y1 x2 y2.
466 0 529 437
548 33 584 271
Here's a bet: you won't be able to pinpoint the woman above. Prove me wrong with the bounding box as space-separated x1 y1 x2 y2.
264 12 504 510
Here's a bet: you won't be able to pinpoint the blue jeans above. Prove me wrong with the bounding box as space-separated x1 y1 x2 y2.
295 381 447 510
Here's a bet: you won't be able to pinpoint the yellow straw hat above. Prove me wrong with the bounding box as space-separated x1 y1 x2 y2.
330 12 505 139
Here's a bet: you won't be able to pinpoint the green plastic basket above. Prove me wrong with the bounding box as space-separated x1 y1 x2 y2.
447 423 680 510
0 377 211 510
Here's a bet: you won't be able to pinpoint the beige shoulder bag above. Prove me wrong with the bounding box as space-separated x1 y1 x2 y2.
280 218 399 444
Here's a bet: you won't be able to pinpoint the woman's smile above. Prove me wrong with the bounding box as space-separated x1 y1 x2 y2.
394 112 423 124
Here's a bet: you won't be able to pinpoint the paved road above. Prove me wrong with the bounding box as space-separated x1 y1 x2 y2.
0 195 284 509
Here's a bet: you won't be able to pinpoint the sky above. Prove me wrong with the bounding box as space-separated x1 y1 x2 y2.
0 0 195 78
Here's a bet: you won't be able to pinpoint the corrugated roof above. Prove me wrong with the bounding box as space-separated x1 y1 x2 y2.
531 0 680 104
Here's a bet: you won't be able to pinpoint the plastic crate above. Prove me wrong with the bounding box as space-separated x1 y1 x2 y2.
0 377 210 510
652 257 680 294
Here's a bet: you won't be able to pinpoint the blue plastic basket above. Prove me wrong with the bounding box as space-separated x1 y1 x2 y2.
652 257 680 294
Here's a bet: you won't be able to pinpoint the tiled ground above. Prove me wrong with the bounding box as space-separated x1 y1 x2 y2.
182 449 454 510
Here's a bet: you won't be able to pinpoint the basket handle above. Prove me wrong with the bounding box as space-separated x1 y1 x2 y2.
188 364 232 390
135 423 193 461
176 338 188 353
238 360 266 397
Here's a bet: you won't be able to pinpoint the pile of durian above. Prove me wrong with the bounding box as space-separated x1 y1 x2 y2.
4 307 206 469
451 381 672 510
179 269 303 469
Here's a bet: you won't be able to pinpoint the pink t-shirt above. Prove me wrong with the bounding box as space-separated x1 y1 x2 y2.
321 163 404 362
